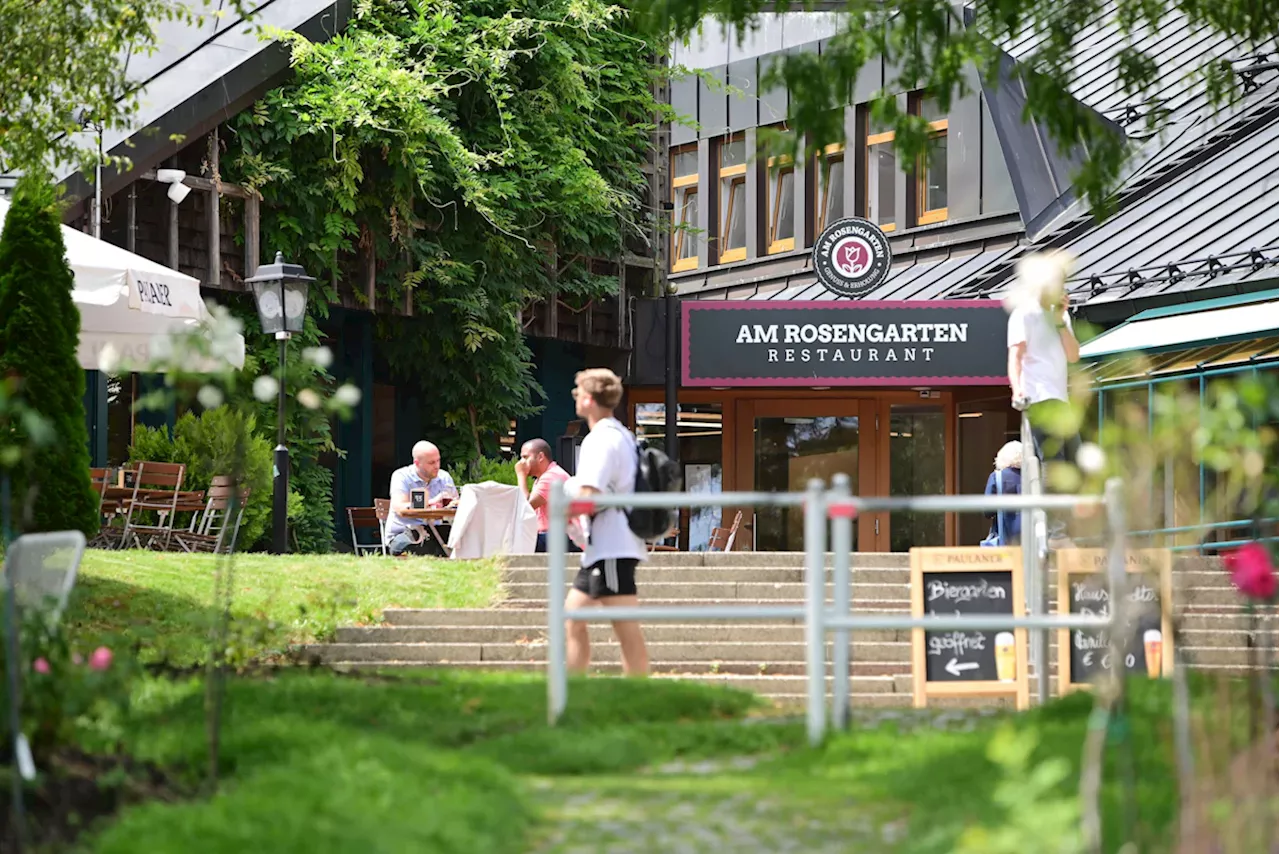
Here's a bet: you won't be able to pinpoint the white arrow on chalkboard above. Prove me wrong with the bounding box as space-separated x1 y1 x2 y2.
945 658 979 677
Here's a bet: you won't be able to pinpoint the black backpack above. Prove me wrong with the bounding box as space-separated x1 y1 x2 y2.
626 441 682 541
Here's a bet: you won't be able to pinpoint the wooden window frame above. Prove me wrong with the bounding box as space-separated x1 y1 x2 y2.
671 147 700 272
814 143 845 234
718 161 748 264
765 154 795 255
866 130 897 233
916 117 949 226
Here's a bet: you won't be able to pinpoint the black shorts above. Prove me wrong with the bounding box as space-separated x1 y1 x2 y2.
572 558 639 599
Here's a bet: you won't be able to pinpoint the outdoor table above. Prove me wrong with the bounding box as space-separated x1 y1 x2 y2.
398 507 457 555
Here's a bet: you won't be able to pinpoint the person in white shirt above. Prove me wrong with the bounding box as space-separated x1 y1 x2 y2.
561 368 649 676
1007 251 1082 542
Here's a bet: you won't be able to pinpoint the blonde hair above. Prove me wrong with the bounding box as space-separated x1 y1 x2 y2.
995 440 1023 471
574 368 623 410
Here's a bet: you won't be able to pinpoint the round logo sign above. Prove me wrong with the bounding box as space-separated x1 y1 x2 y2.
812 217 892 298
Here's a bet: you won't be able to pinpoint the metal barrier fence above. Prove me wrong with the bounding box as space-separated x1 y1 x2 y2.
545 478 1126 744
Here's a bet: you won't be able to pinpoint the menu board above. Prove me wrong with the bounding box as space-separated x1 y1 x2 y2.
1056 549 1173 693
911 548 1029 710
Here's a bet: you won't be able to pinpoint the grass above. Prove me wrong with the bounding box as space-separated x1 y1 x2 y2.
74 668 1263 854
63 550 503 665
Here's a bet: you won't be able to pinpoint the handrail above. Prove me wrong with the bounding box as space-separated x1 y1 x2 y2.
544 475 1127 745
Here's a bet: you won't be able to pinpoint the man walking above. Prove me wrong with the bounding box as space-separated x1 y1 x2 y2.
1007 251 1082 543
561 368 649 676
515 438 575 554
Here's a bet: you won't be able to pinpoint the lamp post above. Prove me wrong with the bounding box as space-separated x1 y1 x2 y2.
245 252 314 554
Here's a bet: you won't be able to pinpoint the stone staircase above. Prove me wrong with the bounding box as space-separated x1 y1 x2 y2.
306 552 1277 707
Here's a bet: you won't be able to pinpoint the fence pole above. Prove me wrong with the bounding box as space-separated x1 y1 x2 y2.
803 478 827 746
546 481 568 725
829 473 853 730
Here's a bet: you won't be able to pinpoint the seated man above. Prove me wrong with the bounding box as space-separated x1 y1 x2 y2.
385 441 458 557
515 438 578 554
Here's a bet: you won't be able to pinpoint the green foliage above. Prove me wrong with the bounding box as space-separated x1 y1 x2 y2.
288 456 337 553
0 177 98 536
0 0 251 173
458 455 519 487
127 407 274 550
646 0 1277 216
2 608 138 758
224 0 663 470
955 726 1083 854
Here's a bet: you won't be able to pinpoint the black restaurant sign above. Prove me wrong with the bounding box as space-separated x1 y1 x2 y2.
682 301 1009 387
923 569 1015 684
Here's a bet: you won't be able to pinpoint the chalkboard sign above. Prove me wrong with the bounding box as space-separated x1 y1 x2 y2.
911 548 1029 710
1056 549 1173 693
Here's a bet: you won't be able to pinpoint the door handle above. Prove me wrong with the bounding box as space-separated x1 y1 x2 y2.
875 518 880 535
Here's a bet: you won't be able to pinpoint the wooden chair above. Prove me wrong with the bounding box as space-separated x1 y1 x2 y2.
349 507 386 556
88 467 124 549
708 511 744 552
374 499 391 539
120 461 185 550
172 477 248 554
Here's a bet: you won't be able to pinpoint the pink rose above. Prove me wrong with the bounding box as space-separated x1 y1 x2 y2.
88 647 113 671
1223 543 1278 600
33 658 50 675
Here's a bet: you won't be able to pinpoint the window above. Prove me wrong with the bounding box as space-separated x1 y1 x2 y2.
814 143 845 233
915 96 948 225
717 135 747 263
766 151 795 254
866 118 896 233
671 146 699 272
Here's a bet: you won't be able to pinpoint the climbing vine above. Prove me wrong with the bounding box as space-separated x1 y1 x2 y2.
224 0 663 463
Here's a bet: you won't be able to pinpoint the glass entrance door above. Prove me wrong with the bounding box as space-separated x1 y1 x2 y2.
748 400 876 551
884 403 948 551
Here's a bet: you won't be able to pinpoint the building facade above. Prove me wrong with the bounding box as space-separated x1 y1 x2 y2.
627 12 1279 552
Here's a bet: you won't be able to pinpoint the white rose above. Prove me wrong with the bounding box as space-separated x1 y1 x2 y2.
334 384 362 407
253 375 279 402
1075 442 1107 475
97 344 121 375
303 346 334 369
197 385 224 410
297 388 322 410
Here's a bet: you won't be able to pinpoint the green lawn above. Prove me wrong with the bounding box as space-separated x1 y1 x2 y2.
64 550 503 665
75 669 1257 854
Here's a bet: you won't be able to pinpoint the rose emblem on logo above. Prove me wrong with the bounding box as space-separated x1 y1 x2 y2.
812 217 892 298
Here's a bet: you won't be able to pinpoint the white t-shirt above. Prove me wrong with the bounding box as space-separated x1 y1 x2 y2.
573 417 646 568
1007 305 1071 404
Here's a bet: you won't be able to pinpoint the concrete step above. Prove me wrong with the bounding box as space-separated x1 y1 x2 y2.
501 567 913 585
336 624 911 645
499 598 915 611
1179 628 1279 648
503 581 911 602
503 552 912 569
305 640 912 666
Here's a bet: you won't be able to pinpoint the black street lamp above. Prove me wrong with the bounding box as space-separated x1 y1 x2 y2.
245 252 314 554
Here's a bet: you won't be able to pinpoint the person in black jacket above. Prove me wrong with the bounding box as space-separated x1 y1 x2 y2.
983 441 1023 546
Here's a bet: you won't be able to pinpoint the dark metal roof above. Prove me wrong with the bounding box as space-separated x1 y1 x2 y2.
685 238 1021 303
1003 1 1277 130
5 0 352 203
947 90 1279 318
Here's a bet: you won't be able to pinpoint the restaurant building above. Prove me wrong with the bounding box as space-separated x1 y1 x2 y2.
627 12 1279 552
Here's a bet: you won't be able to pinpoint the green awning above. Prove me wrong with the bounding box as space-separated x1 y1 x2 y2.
1080 291 1280 360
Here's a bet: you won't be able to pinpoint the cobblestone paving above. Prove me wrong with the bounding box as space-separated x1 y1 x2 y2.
528 709 999 853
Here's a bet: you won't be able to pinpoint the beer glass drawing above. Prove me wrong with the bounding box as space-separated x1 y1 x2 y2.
1143 629 1162 678
995 632 1016 682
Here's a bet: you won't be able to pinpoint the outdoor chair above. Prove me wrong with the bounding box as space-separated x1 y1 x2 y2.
171 476 248 554
374 498 391 540
349 507 386 556
120 461 185 550
708 511 744 552
88 467 125 549
2 530 88 623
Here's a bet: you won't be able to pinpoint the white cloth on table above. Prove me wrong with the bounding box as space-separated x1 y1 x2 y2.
447 482 538 559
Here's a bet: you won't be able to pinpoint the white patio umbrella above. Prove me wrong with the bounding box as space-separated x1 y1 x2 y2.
0 197 245 373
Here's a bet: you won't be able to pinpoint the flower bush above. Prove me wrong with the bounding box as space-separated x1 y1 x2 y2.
1 608 137 758
1223 542 1278 601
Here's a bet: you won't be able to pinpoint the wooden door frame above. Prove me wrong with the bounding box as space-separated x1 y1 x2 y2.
738 397 880 549
625 387 958 550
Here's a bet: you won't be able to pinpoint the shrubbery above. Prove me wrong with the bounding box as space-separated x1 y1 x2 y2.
128 407 273 549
